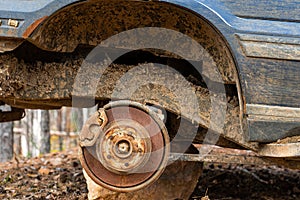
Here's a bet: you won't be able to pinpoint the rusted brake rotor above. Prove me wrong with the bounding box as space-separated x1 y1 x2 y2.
79 100 170 192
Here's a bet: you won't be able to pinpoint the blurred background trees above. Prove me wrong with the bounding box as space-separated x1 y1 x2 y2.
0 105 96 162
0 105 13 162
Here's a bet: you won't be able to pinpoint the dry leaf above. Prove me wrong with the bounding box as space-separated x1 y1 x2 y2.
38 167 50 175
201 195 210 200
27 173 39 178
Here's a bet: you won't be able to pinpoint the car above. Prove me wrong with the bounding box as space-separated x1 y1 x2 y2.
0 0 299 199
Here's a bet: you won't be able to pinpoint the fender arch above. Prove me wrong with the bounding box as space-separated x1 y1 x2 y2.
15 0 250 147
28 0 237 82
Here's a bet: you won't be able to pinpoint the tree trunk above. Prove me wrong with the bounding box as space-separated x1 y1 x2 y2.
31 110 41 157
40 110 50 154
21 109 32 157
57 109 63 151
73 108 84 132
0 105 13 162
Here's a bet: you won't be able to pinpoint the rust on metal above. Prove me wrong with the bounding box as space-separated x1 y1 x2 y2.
97 119 152 174
81 147 156 190
170 144 300 170
79 109 108 147
170 144 268 166
22 16 48 38
97 108 108 127
79 100 170 192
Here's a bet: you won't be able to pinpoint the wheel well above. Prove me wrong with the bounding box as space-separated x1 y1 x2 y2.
2 0 247 148
27 0 243 120
29 0 237 84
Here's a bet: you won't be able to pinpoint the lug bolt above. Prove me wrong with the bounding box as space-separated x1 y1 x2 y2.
117 140 130 154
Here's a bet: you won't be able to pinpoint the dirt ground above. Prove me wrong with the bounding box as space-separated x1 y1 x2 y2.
0 148 299 200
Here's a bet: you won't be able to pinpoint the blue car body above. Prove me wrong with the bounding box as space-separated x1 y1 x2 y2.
0 0 299 143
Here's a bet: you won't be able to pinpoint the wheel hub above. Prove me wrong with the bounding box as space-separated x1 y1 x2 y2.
79 100 170 192
97 120 152 174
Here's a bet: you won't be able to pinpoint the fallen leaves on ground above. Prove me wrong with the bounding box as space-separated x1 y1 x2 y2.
0 148 299 200
0 148 87 200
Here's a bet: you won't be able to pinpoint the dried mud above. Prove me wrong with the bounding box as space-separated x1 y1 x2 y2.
0 51 248 149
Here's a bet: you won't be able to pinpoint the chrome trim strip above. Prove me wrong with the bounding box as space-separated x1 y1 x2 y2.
246 104 300 118
258 142 300 157
237 34 300 61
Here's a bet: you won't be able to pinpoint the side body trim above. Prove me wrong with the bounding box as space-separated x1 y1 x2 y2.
246 104 300 142
237 34 300 61
247 104 300 118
